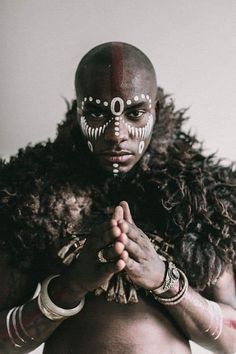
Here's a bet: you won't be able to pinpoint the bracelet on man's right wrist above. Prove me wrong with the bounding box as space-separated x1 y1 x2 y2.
38 275 85 321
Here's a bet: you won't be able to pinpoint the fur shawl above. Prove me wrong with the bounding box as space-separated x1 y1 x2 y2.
0 88 236 290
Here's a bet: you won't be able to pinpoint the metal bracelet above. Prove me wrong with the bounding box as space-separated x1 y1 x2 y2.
19 304 35 341
151 261 180 295
152 269 188 305
6 307 22 348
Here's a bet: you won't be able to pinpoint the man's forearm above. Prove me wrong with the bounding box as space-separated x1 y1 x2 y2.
0 297 63 353
162 286 236 354
0 274 87 354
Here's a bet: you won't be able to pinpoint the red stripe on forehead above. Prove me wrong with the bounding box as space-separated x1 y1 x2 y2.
111 43 124 94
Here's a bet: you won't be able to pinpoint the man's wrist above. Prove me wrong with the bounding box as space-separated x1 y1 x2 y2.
151 268 189 305
48 274 87 309
151 261 180 295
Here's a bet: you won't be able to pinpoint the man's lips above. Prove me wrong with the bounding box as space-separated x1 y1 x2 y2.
100 150 133 163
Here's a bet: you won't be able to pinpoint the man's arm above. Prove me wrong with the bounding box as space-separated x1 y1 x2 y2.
162 267 236 354
118 201 236 354
0 212 127 353
0 256 64 353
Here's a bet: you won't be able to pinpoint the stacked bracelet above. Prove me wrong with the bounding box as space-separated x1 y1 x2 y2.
151 262 180 295
6 304 35 349
38 275 85 321
151 267 188 305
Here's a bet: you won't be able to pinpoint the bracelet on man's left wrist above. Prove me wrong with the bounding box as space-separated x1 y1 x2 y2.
151 262 180 296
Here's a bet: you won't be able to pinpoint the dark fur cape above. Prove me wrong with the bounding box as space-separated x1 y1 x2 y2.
1 88 236 290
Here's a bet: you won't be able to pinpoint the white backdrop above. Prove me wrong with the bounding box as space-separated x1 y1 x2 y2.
1 1 236 353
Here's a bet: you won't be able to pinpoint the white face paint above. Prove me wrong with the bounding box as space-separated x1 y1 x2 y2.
138 140 145 154
87 141 93 152
78 94 154 176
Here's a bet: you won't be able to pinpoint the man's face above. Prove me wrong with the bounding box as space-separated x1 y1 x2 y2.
77 62 157 177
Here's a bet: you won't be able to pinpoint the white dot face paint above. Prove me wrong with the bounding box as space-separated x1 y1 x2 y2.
138 140 145 154
78 94 154 177
87 141 93 152
110 97 124 116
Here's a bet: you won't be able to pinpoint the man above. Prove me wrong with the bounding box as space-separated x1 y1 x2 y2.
0 42 236 353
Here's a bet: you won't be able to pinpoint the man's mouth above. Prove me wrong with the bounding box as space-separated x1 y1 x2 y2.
100 150 133 163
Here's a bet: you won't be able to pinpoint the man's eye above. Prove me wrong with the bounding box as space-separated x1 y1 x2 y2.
89 112 104 119
127 110 145 119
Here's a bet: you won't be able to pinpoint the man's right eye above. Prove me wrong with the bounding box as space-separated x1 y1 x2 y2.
89 112 105 119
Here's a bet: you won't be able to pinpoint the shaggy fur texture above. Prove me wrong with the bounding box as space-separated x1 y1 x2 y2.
0 88 236 290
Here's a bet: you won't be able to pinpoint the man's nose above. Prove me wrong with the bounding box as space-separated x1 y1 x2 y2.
104 116 128 143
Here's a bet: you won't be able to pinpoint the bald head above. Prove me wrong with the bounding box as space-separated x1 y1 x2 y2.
75 42 157 100
75 42 158 176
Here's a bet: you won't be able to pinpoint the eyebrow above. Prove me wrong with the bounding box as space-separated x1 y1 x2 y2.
83 102 107 111
125 101 149 109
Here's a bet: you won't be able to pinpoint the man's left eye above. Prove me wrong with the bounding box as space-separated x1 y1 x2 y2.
127 110 145 119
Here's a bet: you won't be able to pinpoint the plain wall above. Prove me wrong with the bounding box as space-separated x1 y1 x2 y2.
1 1 235 353
1 0 236 162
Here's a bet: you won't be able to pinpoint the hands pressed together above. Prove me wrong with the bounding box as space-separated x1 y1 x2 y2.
70 201 166 295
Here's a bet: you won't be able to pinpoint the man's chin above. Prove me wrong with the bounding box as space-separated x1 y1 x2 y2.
100 162 138 176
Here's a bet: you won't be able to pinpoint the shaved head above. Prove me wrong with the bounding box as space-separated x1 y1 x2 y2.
75 42 158 176
75 42 157 100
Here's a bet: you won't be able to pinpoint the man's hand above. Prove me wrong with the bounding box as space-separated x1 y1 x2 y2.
63 206 128 294
118 201 166 290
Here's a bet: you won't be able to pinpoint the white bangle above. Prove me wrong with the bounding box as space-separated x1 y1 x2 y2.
38 275 85 321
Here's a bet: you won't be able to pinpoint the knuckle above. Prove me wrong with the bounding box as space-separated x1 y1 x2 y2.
127 259 135 271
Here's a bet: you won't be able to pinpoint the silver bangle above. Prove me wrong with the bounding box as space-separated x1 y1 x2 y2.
6 307 22 348
151 262 180 295
19 305 35 341
152 269 188 305
38 275 85 321
12 307 26 344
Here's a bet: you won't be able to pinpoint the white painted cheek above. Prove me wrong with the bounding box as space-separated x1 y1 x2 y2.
87 141 93 152
138 141 145 154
